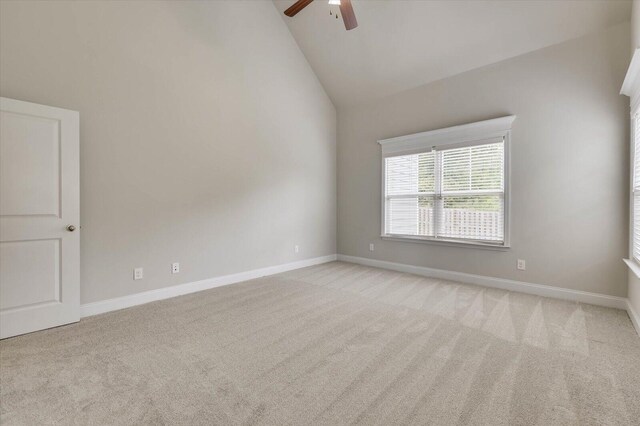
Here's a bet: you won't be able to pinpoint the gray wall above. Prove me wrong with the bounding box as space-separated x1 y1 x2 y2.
0 1 337 304
633 0 640 51
337 23 630 297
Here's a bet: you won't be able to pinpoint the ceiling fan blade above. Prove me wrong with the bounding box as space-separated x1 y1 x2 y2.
284 0 314 17
339 0 358 30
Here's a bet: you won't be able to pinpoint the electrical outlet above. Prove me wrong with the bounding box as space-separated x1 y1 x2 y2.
517 259 526 271
295 245 299 253
133 267 143 280
172 262 180 274
369 243 375 252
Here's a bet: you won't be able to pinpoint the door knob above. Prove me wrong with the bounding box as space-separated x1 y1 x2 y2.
67 225 76 232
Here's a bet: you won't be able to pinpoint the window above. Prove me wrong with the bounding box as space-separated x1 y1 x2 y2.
379 116 514 248
622 48 640 275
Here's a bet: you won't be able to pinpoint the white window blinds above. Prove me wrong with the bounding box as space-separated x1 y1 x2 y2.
384 139 505 244
633 113 640 261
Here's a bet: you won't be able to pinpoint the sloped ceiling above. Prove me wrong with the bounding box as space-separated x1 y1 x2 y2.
273 0 632 107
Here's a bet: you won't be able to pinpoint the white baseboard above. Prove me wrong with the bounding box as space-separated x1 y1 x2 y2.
80 253 637 336
627 299 640 336
337 255 628 310
80 254 337 318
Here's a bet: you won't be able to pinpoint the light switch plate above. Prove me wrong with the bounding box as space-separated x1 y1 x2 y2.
134 267 144 280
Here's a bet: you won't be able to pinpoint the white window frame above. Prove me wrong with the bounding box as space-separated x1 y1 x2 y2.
632 110 640 264
378 115 516 249
622 48 640 278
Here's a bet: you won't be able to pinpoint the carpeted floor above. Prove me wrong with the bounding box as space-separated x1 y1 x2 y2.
1 261 639 425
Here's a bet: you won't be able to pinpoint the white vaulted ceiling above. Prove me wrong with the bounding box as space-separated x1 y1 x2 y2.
273 0 632 107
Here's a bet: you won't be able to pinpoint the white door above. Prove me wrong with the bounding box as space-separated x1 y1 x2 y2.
0 97 80 339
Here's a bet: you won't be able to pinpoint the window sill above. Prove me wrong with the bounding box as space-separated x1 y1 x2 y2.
381 235 510 251
624 258 640 279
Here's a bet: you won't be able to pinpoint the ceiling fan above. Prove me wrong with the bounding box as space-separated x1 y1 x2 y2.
284 0 358 31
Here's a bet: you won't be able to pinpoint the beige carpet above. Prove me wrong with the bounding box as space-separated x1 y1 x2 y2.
1 261 639 425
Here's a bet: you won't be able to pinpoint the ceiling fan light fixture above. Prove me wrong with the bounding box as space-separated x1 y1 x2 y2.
285 0 357 30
